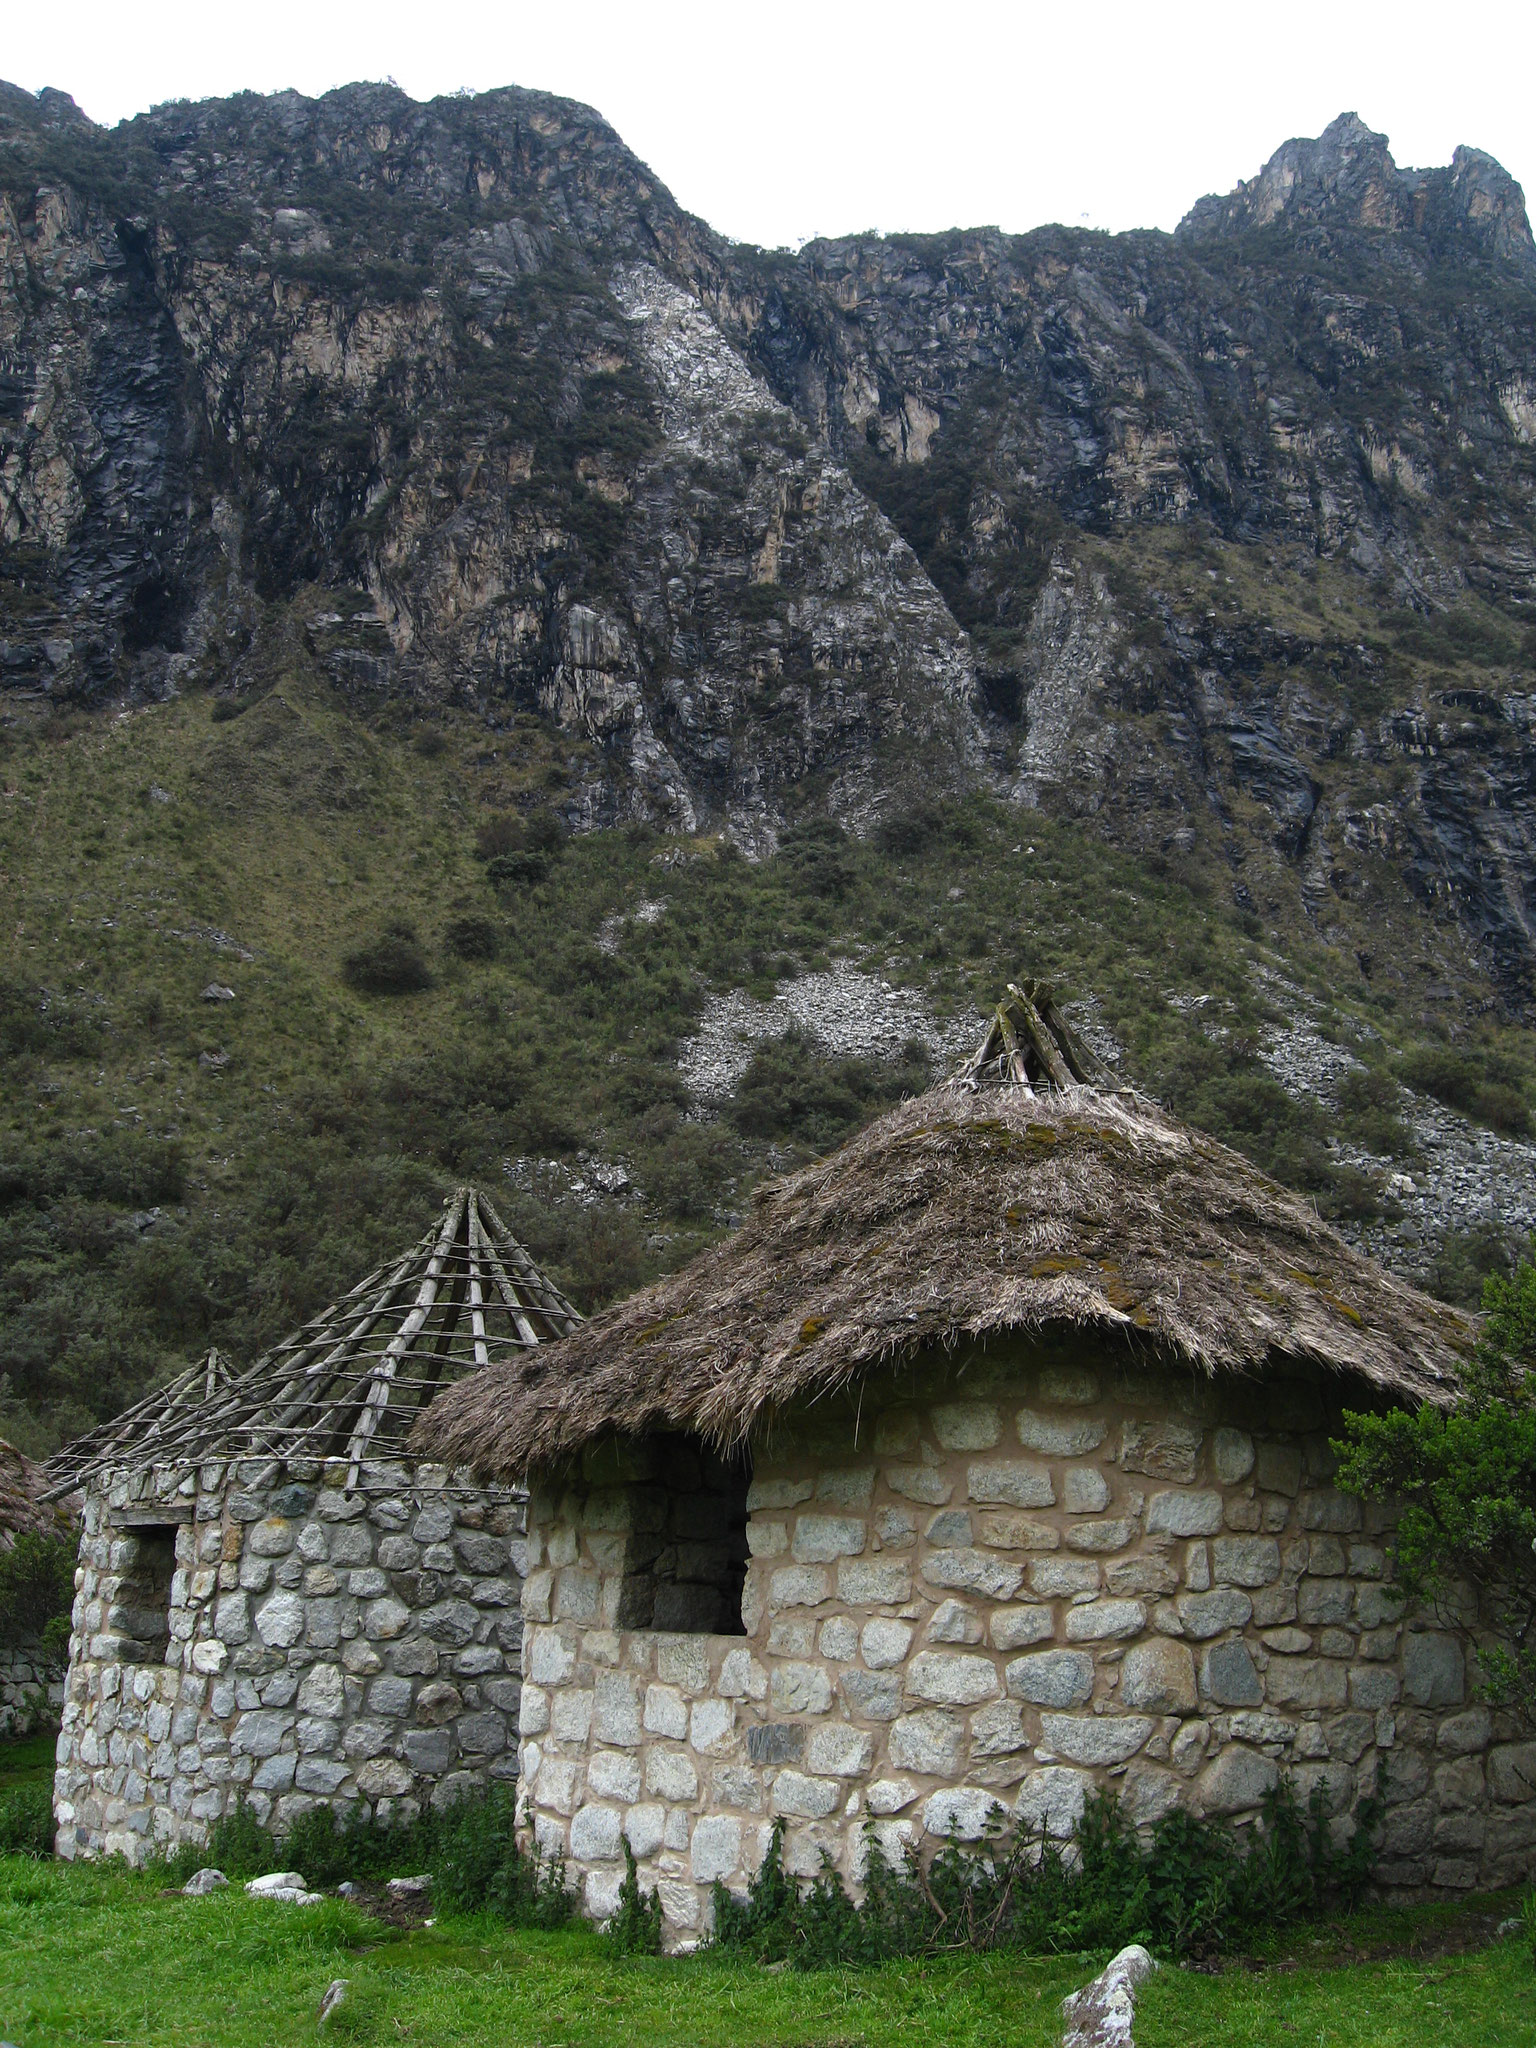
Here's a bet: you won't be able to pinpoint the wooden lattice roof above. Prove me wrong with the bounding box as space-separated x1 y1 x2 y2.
47 1186 579 1495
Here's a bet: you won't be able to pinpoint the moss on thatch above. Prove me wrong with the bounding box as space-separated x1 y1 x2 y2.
412 1081 1473 1480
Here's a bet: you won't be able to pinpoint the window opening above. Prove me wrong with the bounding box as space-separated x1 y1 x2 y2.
613 1434 751 1635
111 1524 178 1664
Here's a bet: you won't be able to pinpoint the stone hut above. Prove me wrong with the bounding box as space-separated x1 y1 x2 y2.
46 1185 579 1863
0 1437 78 1737
415 987 1535 1940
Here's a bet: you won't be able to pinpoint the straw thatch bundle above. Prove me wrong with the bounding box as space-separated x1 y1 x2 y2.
413 1080 1473 1480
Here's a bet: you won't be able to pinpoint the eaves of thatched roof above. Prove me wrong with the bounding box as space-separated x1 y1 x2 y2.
413 1078 1473 1481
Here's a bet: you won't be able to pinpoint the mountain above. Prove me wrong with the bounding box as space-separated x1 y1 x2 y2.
2 86 1535 1450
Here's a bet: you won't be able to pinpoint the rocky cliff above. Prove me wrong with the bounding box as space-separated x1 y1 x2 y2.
3 87 1535 1002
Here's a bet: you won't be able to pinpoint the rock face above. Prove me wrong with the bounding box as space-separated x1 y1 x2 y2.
3 82 1536 990
519 1337 1536 1940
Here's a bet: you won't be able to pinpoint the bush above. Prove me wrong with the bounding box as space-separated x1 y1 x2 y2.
712 1780 1377 1967
486 850 551 888
0 1781 52 1857
1396 1044 1531 1136
0 1532 75 1656
434 1785 574 1925
729 1031 929 1152
605 1840 663 1954
341 924 434 996
442 914 501 961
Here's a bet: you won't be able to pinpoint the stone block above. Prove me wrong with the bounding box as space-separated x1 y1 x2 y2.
690 1812 743 1880
924 1509 974 1546
885 1467 954 1506
989 1606 1055 1651
1120 1418 1201 1484
837 1559 911 1604
807 1724 874 1776
1212 1428 1255 1484
589 1750 643 1802
1106 1556 1179 1598
1347 1666 1400 1710
932 1403 1002 1450
361 1595 411 1641
770 1770 840 1819
1199 1744 1278 1815
1005 1649 1094 1707
1015 1411 1106 1457
874 1505 917 1547
1028 1557 1099 1598
923 1786 1006 1838
921 1550 1024 1600
1433 1755 1484 1809
1264 1659 1347 1712
768 1565 831 1612
1063 1468 1111 1514
592 1673 642 1747
644 1685 689 1739
1211 1537 1280 1587
414 1680 462 1724
357 1757 413 1797
747 1478 813 1512
839 1669 902 1719
691 1699 735 1754
456 1711 506 1755
970 1699 1029 1756
1147 1491 1223 1537
1488 1742 1536 1804
1064 1518 1137 1554
571 1803 623 1863
926 1598 984 1644
889 1709 966 1777
1402 1632 1464 1709
1038 1365 1100 1405
1015 1765 1089 1839
402 1727 453 1775
1176 1590 1253 1638
861 1618 914 1668
771 1663 832 1715
1040 1713 1153 1766
296 1663 346 1718
906 1651 1000 1706
550 1689 593 1743
967 1459 1055 1510
1121 1639 1198 1714
645 1748 699 1801
231 1711 289 1759
1199 1640 1264 1708
1064 1599 1144 1642
747 1724 804 1765
819 1616 860 1659
976 1512 1060 1551
868 1777 919 1814
1298 1489 1361 1533
1297 1580 1353 1626
1254 1444 1302 1496
791 1516 866 1564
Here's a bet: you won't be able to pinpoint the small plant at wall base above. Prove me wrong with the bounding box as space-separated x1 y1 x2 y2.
604 1840 664 1954
710 1779 1378 1967
1335 1247 1536 1730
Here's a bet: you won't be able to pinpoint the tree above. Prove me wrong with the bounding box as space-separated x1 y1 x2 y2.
1335 1250 1536 1727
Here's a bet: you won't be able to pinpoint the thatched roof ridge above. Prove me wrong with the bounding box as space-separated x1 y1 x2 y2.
48 1186 580 1496
412 1081 1473 1479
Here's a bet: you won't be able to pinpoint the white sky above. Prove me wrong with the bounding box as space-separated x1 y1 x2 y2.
5 0 1535 251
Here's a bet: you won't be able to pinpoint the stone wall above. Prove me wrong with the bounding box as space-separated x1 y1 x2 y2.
519 1339 1536 1942
1 1645 64 1738
53 1455 525 1863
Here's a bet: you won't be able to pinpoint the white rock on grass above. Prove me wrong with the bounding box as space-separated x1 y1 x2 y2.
181 1867 228 1895
246 1870 323 1904
1059 1943 1157 2048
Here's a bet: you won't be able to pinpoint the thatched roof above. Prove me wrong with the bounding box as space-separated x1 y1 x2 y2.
48 1186 579 1496
0 1437 76 1544
413 994 1472 1480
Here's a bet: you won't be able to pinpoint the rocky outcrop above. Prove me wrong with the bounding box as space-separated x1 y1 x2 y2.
3 82 1536 990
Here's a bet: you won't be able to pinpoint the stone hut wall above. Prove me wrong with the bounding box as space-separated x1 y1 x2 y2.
518 1338 1536 1941
53 1456 525 1863
1 1645 64 1738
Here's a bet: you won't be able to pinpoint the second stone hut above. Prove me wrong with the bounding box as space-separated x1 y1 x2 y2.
414 986 1533 1940
48 1185 579 1863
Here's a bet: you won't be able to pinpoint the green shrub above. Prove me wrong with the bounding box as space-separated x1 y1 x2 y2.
712 1780 1378 1967
0 1781 52 1857
204 1793 278 1878
209 697 253 722
486 850 550 888
434 1785 575 1925
0 1532 75 1655
442 914 501 961
728 1030 930 1152
341 924 434 996
1396 1044 1531 1136
605 1840 663 1954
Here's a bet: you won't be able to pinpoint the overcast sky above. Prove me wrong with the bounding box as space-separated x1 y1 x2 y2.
6 1 1534 250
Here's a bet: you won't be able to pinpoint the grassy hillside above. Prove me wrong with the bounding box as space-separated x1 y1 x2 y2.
2 616 1531 1451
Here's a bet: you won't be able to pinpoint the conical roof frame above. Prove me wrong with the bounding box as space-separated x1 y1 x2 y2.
47 1186 579 1495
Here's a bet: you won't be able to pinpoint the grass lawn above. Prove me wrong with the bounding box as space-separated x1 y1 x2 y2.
1 1855 1531 2048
